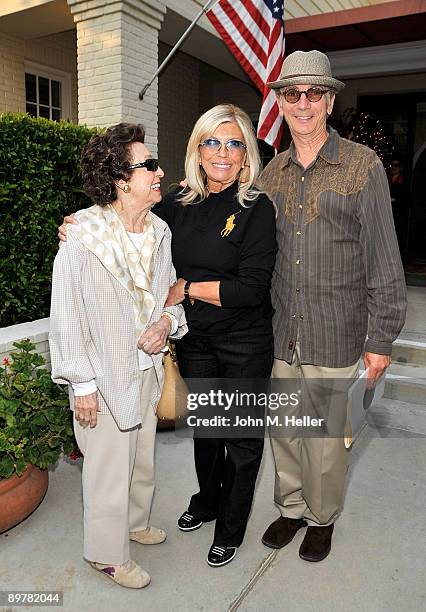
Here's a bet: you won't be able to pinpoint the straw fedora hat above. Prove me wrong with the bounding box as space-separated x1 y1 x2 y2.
267 50 345 92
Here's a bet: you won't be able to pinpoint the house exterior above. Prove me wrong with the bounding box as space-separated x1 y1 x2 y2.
1 0 426 263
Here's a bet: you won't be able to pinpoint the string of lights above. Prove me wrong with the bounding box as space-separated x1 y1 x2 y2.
350 112 394 170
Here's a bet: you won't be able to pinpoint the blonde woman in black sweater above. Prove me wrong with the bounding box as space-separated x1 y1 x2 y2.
157 104 276 568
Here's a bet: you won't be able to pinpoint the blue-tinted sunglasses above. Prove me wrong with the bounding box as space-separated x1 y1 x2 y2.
199 138 246 153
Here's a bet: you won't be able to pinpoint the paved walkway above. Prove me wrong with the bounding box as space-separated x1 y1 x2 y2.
1 287 425 612
1 428 424 612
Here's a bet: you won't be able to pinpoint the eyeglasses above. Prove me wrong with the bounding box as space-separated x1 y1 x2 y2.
127 158 159 172
199 138 247 153
280 87 329 104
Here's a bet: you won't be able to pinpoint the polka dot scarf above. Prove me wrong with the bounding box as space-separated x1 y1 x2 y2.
73 204 156 336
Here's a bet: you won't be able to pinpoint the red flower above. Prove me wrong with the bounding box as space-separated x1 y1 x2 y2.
2 357 10 366
69 448 83 460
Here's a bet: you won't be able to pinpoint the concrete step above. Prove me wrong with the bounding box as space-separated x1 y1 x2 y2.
384 374 426 406
367 397 426 435
392 338 426 366
387 362 426 379
377 339 426 406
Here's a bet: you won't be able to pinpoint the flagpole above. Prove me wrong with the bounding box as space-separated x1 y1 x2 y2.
138 0 220 100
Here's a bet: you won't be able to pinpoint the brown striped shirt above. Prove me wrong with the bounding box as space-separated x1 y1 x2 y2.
259 127 407 367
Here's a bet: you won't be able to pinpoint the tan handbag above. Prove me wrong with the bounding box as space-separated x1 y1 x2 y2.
156 341 188 430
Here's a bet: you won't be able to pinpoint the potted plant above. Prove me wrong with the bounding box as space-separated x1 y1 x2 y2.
0 339 76 533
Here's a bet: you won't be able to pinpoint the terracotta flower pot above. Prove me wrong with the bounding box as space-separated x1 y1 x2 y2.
0 465 48 534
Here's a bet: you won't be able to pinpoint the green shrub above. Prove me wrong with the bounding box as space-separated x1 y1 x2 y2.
0 340 75 478
0 114 98 327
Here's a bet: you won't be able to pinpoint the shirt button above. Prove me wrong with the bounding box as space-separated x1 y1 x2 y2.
299 204 303 209
296 231 302 236
299 314 304 320
292 314 296 319
301 176 305 182
296 259 300 265
296 288 300 293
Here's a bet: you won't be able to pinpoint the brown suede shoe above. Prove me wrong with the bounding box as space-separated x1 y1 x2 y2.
299 524 334 562
261 516 307 549
130 526 166 545
90 560 150 588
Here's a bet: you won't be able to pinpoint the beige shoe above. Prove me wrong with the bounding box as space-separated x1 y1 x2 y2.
129 526 167 545
90 559 150 589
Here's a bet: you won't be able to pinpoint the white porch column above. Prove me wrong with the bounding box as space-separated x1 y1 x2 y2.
67 0 166 153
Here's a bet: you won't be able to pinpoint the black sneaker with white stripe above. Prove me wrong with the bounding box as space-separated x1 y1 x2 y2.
207 544 237 567
177 511 203 532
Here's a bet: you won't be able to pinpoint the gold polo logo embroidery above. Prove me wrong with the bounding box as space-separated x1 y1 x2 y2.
221 211 241 237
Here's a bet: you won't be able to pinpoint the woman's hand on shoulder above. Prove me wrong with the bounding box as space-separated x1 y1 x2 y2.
58 213 78 243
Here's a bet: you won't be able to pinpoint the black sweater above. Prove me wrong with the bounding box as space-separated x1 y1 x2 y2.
152 181 277 335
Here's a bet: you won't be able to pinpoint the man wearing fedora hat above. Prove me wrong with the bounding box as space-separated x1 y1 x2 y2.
259 50 406 561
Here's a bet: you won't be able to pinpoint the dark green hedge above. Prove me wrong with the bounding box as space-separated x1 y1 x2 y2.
0 114 98 327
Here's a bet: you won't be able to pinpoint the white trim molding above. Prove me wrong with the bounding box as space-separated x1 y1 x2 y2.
329 40 426 80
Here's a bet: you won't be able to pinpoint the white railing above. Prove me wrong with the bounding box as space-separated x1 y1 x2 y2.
0 318 51 369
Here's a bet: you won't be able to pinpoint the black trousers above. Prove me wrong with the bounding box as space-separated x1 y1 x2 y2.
175 326 274 547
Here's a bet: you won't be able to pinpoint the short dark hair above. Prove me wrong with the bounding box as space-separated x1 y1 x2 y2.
80 122 146 205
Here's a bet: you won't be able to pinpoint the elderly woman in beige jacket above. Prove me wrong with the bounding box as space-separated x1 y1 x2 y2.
49 123 187 589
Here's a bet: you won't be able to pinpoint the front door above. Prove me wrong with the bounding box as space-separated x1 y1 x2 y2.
359 93 426 269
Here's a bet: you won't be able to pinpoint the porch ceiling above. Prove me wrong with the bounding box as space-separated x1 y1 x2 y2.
285 0 426 53
1 0 425 82
159 7 251 83
0 0 73 39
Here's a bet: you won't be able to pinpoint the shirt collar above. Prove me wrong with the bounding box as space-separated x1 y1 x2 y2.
283 126 342 168
208 180 239 202
318 127 342 165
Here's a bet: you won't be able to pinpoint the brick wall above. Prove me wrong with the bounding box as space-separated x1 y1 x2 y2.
74 12 124 127
0 33 26 113
69 0 165 152
158 43 262 186
25 30 78 123
199 62 261 116
0 30 78 122
158 43 201 186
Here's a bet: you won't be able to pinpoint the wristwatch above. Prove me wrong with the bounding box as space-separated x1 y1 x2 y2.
183 280 193 305
183 280 191 298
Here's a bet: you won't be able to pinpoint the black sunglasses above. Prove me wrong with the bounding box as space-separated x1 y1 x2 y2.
128 158 159 172
280 87 329 103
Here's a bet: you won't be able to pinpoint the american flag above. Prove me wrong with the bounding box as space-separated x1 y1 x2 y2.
207 0 285 151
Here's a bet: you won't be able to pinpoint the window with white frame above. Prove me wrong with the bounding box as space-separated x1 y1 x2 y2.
24 63 71 121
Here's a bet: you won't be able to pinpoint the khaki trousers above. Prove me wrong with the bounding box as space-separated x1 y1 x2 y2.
270 345 359 526
74 367 158 565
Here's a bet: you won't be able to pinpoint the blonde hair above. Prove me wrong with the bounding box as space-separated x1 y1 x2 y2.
179 104 262 207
